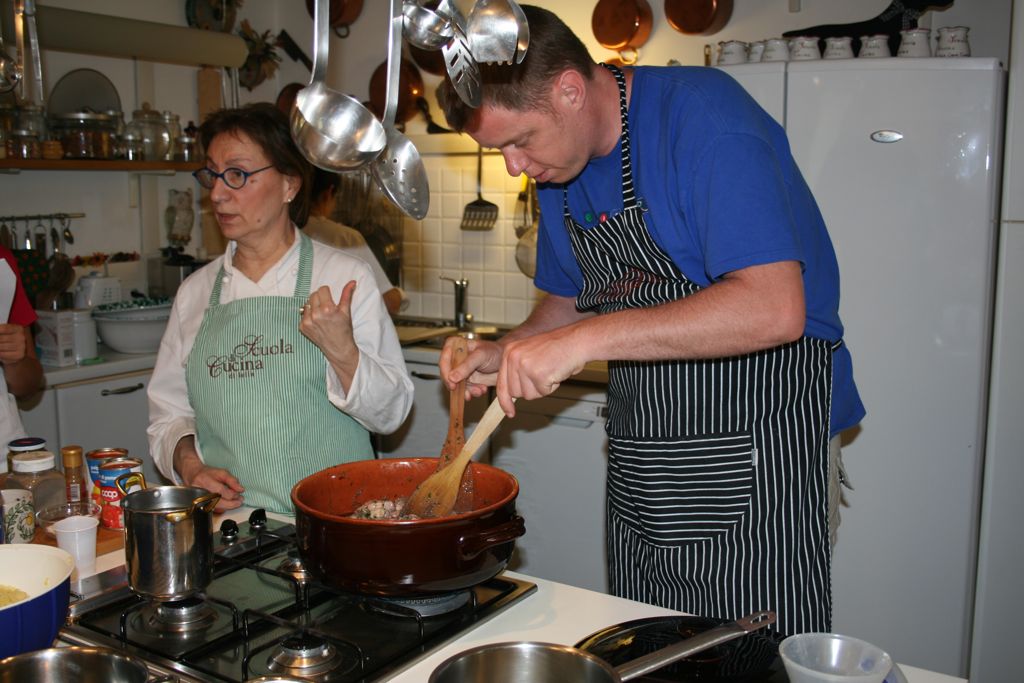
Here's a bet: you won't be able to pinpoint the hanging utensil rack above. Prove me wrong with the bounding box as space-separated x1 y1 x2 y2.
0 212 85 223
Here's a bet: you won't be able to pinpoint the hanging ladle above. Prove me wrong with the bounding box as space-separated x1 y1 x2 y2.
402 1 455 50
291 0 386 171
369 0 430 220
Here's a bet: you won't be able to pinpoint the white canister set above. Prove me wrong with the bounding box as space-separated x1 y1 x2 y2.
715 26 970 64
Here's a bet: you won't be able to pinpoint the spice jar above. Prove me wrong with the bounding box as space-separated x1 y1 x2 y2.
16 103 47 141
50 112 116 159
126 103 170 161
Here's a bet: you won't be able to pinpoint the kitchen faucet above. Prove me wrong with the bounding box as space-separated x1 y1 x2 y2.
440 276 472 330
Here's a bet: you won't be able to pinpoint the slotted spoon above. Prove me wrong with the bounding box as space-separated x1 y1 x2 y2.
404 395 508 519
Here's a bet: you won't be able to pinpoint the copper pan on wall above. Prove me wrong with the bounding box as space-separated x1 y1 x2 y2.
304 0 364 38
368 58 425 125
664 0 734 36
592 0 653 65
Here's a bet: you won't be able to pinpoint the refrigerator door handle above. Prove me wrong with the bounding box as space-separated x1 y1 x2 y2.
870 130 904 143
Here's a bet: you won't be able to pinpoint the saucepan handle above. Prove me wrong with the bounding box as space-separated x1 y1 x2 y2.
615 610 776 681
166 492 222 523
458 515 526 560
115 471 146 497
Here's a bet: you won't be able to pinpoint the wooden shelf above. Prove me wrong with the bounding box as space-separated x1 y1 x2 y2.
0 159 202 173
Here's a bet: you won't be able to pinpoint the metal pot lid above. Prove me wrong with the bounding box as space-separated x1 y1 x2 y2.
574 615 784 682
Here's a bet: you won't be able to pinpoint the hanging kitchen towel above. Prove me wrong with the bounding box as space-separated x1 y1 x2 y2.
10 249 46 310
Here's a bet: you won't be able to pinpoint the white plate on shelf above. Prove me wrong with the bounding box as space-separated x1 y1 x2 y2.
47 68 121 115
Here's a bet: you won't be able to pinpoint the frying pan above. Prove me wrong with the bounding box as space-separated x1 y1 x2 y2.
304 0 364 38
592 0 653 64
429 611 775 683
664 0 734 36
368 58 424 125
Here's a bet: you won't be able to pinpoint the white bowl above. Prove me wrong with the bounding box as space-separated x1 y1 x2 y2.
780 633 893 683
94 316 167 354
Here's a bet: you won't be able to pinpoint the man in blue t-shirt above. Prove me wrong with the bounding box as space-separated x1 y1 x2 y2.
436 5 863 637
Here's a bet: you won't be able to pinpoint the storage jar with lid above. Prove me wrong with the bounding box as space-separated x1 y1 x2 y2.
5 450 67 512
50 112 115 159
125 102 170 161
16 103 46 140
4 436 47 481
174 135 197 162
9 128 40 159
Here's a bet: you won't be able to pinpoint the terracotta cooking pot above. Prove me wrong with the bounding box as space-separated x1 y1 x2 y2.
291 458 525 597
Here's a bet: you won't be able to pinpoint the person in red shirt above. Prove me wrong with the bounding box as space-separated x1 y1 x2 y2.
0 246 44 446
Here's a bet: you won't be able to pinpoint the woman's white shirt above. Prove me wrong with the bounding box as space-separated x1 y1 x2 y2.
146 229 413 482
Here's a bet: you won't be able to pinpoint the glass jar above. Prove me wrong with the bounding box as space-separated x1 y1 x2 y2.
50 112 116 159
162 111 181 161
174 135 197 162
125 102 170 161
9 129 41 160
0 103 16 136
4 437 47 481
123 132 144 161
6 450 67 512
104 108 127 158
16 103 47 140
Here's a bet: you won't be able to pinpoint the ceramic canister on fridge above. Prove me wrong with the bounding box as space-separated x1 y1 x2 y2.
898 28 932 57
936 26 970 57
860 34 892 58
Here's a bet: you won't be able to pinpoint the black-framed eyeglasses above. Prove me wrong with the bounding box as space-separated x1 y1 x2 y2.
192 164 274 190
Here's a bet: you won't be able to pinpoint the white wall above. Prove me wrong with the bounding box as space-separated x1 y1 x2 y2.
3 0 1012 321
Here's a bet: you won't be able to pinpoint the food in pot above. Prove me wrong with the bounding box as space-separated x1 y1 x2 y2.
350 497 420 520
0 583 28 606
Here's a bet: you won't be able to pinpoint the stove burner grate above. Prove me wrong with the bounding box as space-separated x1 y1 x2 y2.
141 596 219 635
371 590 473 618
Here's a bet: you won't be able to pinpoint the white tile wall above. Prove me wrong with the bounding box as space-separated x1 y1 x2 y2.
398 136 545 327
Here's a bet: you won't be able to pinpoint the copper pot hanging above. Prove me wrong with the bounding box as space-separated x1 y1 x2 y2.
367 58 425 125
664 0 734 36
304 0 364 38
592 0 653 66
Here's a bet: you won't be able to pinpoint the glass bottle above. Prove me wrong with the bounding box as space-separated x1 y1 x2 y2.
162 111 181 161
61 445 89 505
5 450 67 513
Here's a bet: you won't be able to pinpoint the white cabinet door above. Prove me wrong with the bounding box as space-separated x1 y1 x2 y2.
377 361 487 459
489 384 609 593
54 370 163 484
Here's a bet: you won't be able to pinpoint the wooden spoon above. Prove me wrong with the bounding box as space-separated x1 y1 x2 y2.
439 335 468 465
404 395 508 518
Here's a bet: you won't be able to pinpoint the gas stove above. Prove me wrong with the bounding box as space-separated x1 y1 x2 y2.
59 509 536 682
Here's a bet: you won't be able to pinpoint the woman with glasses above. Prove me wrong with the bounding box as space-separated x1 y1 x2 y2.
146 103 413 514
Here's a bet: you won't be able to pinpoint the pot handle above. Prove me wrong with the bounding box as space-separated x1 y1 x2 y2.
166 491 222 523
458 515 525 560
115 471 147 496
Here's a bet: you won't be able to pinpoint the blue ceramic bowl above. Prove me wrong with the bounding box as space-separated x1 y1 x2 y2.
0 545 74 659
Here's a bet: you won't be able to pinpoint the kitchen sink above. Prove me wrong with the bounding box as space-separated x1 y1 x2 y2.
393 317 512 348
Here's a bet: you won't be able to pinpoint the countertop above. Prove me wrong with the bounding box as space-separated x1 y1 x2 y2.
84 508 965 683
40 345 158 386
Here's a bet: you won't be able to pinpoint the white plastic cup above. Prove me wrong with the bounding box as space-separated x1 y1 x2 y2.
54 514 99 576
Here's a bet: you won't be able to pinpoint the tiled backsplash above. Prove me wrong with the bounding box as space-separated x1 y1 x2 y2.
398 137 545 327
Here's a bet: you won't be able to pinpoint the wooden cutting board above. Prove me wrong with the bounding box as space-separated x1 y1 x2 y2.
33 522 125 556
396 325 457 346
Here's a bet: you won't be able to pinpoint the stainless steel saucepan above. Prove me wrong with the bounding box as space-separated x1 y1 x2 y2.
430 610 775 683
115 472 220 601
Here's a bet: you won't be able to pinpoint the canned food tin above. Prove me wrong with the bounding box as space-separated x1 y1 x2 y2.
86 448 129 507
98 456 142 530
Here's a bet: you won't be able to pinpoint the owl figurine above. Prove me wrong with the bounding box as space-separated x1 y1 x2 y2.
165 188 195 246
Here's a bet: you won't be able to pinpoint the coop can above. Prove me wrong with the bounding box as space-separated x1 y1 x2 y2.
86 447 129 507
98 456 142 530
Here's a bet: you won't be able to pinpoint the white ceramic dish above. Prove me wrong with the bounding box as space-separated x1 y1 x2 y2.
94 316 167 354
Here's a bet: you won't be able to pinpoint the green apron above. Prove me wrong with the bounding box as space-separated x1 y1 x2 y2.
186 232 371 513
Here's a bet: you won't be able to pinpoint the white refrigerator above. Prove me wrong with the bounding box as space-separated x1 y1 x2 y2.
719 58 1005 677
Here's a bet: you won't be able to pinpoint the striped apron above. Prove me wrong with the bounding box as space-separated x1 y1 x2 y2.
186 232 372 514
565 65 834 636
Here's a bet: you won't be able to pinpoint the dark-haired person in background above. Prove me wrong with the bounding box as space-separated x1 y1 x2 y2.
303 168 405 316
436 6 863 636
147 103 413 514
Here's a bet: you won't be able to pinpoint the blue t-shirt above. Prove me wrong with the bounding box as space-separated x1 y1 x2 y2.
535 66 864 435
